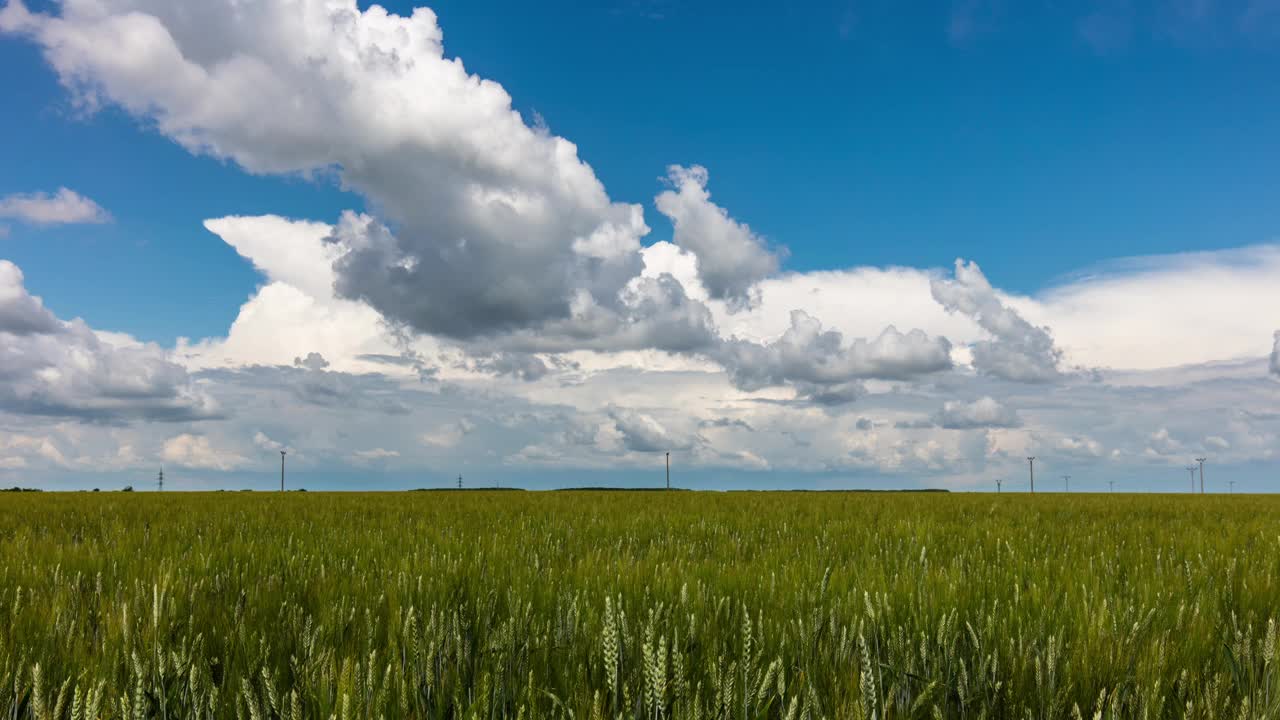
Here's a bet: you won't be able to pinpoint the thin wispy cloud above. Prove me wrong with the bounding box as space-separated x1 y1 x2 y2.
0 187 110 225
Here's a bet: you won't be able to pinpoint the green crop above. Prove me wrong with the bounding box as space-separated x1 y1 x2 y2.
0 491 1277 720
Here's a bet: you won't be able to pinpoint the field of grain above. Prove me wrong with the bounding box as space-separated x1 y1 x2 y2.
0 491 1277 720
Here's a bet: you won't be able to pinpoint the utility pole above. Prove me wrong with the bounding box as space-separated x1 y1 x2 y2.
1108 480 1114 493
157 467 164 492
666 452 670 490
996 477 1002 493
1186 466 1197 493
1195 458 1206 494
1063 475 1070 493
280 450 286 492
1229 480 1235 494
457 474 462 490
1027 457 1036 493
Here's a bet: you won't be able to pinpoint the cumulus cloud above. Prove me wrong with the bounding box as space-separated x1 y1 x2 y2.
931 259 1063 382
421 419 476 449
0 0 701 349
0 0 1036 401
194 214 716 369
161 434 245 470
293 352 329 370
654 165 782 307
439 264 721 356
0 261 60 335
716 246 1280 374
0 187 110 225
1145 427 1182 456
0 261 218 422
792 381 864 407
932 396 1021 429
1056 435 1104 458
714 310 951 397
1204 435 1230 450
182 216 403 372
205 216 340 300
253 431 289 453
0 433 72 469
608 407 694 453
472 352 550 382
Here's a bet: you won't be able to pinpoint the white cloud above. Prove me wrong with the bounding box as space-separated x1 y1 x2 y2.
0 433 71 469
932 259 1064 382
0 187 110 225
713 248 1280 375
0 261 218 422
608 406 694 453
421 419 475 449
712 266 967 344
933 396 1021 429
161 433 245 470
1019 246 1280 370
112 216 1280 485
178 216 403 372
1055 435 1105 458
0 260 60 335
0 0 675 348
654 165 781 307
351 447 399 463
253 431 287 453
1145 427 1183 457
713 309 952 397
204 215 339 301
186 213 720 375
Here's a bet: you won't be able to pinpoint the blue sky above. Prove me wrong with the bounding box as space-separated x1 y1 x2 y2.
1 0 1279 490
5 0 1280 342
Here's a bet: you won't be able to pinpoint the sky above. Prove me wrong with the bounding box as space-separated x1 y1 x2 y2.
0 0 1278 492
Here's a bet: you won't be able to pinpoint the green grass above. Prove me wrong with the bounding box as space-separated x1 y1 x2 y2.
0 491 1278 719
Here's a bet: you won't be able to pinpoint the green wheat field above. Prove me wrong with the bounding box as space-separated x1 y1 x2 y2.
1 491 1278 720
